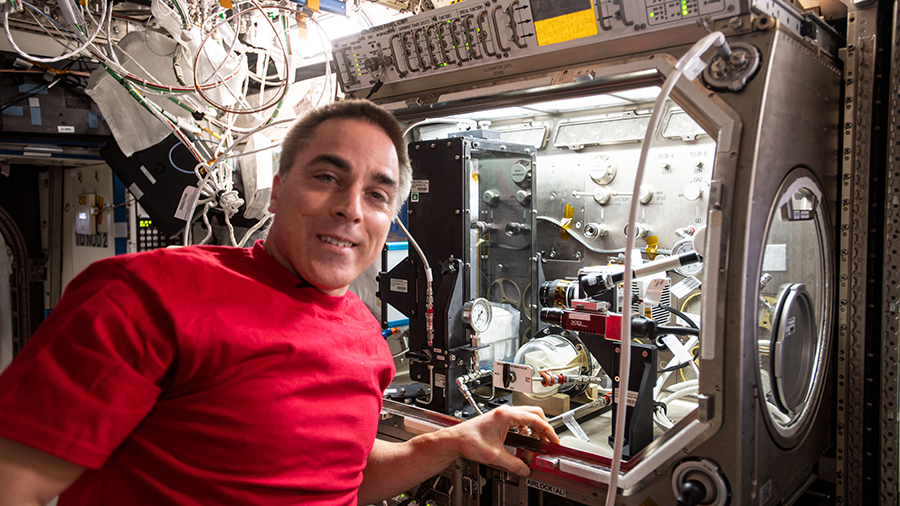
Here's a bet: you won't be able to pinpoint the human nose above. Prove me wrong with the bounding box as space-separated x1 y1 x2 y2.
332 187 364 222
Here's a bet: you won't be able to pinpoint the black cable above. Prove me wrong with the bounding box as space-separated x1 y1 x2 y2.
0 79 58 113
653 400 668 416
365 79 384 99
657 361 691 375
659 303 698 329
656 325 699 337
656 345 699 375
0 59 85 113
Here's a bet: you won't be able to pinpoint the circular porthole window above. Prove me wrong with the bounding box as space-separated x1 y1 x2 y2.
756 168 833 448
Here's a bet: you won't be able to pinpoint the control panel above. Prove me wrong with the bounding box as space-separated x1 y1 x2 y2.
331 0 742 93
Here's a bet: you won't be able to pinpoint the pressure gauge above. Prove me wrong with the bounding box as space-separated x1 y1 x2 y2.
671 239 704 277
462 298 493 333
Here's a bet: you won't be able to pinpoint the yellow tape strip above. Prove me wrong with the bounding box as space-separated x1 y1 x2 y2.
296 16 308 39
534 9 598 47
645 235 659 260
559 203 574 241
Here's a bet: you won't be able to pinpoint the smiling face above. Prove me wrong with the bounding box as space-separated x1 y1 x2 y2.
264 118 400 296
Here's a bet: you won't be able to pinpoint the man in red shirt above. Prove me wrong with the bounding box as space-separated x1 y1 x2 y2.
0 99 557 505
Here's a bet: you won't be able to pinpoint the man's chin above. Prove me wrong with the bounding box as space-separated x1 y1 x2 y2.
301 272 355 295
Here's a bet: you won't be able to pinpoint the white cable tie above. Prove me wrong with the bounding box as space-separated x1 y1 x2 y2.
662 334 694 365
562 411 590 442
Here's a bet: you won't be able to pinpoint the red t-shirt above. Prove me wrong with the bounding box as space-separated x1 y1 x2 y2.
0 241 395 505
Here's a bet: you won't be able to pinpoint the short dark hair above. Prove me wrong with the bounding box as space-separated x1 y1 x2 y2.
278 99 411 213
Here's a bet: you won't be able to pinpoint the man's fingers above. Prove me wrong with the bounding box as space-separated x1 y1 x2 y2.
493 450 531 477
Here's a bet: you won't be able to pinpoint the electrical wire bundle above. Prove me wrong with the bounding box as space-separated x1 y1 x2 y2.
1 0 344 246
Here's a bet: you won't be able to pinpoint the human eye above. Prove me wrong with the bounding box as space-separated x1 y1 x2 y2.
370 190 390 204
314 173 337 184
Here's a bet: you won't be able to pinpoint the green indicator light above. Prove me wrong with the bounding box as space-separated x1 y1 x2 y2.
649 12 654 16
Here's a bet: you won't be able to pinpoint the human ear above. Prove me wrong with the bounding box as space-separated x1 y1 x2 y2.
268 173 283 214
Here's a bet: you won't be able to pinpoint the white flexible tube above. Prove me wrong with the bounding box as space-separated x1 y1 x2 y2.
653 381 699 430
394 218 435 346
605 69 680 506
3 0 108 63
605 31 729 506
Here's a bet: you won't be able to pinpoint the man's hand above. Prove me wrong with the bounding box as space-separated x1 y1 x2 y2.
441 404 559 477
359 405 558 504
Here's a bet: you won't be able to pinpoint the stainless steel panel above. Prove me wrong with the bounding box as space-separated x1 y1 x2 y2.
881 2 900 503
837 5 878 505
378 22 841 506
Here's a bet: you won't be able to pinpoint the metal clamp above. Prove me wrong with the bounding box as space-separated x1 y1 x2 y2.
477 10 497 57
401 31 420 72
388 34 408 77
492 5 510 53
450 18 470 63
463 14 482 59
413 28 430 70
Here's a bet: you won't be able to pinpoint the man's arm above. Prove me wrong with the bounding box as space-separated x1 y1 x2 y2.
0 437 85 506
357 405 559 505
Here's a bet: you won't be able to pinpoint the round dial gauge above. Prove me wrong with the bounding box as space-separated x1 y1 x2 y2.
463 298 493 333
671 238 704 277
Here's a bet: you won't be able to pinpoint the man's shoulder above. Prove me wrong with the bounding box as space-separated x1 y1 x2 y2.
77 245 256 288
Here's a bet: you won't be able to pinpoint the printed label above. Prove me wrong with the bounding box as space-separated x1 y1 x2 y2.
670 276 701 299
526 479 567 498
75 232 108 248
613 388 639 407
139 165 157 185
128 183 144 200
411 180 430 194
390 278 408 293
785 316 796 337
174 186 199 221
643 278 668 306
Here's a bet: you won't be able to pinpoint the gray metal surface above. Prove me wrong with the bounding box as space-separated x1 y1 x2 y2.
377 21 841 506
881 2 900 503
331 0 743 96
719 27 840 506
836 5 878 505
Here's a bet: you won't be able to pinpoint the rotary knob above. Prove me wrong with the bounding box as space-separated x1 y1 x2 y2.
624 223 650 238
515 190 532 205
583 223 609 238
364 58 380 71
483 189 500 206
589 154 617 185
683 182 704 201
593 188 612 205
